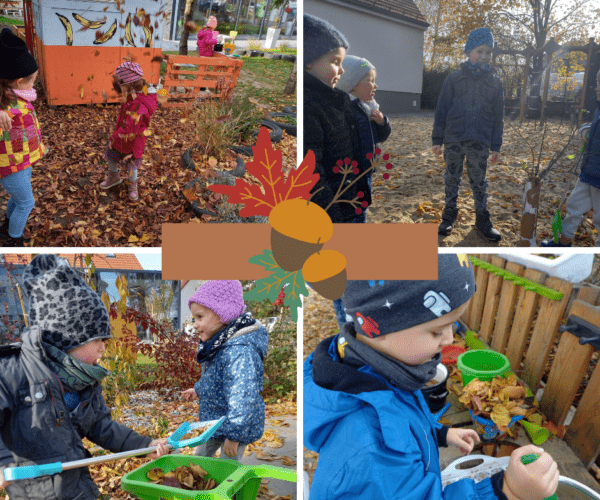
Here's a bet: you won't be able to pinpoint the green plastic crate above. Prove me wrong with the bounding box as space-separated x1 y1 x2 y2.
121 455 297 500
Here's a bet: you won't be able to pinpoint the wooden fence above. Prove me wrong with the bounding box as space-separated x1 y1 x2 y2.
161 54 243 108
461 254 600 470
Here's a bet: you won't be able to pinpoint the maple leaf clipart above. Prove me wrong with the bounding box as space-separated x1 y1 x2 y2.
208 126 320 217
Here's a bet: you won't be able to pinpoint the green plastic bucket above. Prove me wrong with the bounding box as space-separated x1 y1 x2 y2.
121 455 296 500
457 349 511 385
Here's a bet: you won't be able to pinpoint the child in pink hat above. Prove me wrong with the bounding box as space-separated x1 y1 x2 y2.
181 280 269 462
197 16 219 57
99 61 158 201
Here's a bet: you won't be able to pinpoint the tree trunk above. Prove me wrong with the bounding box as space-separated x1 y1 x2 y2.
179 0 198 56
283 58 296 95
519 178 542 247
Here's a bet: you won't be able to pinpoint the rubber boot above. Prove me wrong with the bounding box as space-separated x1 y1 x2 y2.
129 180 139 202
1 235 26 247
100 170 122 189
0 216 9 240
438 207 459 236
476 210 502 242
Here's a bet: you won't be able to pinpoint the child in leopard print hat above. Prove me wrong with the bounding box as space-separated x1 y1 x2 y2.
0 254 169 499
180 280 269 462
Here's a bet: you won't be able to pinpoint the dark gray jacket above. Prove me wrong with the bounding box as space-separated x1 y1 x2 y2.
0 327 152 500
432 63 504 152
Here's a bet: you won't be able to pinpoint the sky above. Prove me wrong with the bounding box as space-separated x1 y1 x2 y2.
135 252 162 271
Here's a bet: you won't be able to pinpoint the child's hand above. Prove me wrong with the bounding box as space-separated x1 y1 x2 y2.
181 388 198 401
490 151 500 164
222 439 239 458
432 145 443 156
446 428 480 454
503 445 559 500
0 111 12 132
0 468 13 489
147 439 170 460
371 109 384 125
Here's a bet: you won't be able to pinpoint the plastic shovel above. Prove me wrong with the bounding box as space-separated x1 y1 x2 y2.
3 417 225 482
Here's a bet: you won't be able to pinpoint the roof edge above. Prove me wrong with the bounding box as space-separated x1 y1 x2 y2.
321 0 430 29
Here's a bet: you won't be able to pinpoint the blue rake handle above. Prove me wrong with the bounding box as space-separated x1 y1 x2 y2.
3 416 226 482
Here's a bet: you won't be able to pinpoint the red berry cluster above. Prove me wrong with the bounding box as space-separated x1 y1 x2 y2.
328 149 394 215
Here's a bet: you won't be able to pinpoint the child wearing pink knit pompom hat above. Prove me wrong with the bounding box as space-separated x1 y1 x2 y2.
99 61 158 201
181 280 269 461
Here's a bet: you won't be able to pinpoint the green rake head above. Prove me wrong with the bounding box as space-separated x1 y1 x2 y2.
551 209 563 244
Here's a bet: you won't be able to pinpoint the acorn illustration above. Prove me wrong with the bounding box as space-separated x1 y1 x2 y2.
269 199 333 272
302 250 347 300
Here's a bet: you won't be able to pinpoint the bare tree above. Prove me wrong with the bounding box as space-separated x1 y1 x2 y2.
179 0 199 55
283 58 296 95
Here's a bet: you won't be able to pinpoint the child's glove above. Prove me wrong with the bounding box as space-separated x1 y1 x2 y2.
181 388 199 401
432 145 443 156
446 428 480 454
0 111 12 132
0 468 12 489
490 151 500 164
147 439 170 459
502 445 559 500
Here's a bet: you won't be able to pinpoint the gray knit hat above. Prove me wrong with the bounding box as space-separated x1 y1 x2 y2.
23 255 112 352
341 254 476 338
304 14 349 66
336 55 375 93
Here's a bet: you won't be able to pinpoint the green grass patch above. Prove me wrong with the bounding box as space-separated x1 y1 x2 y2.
136 352 157 369
0 16 23 26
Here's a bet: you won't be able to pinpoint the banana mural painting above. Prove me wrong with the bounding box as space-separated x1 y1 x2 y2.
55 9 155 47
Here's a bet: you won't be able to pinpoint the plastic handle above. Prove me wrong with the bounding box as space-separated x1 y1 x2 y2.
4 461 63 481
520 454 558 500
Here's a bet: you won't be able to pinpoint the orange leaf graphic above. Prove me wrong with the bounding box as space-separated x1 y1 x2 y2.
208 127 319 217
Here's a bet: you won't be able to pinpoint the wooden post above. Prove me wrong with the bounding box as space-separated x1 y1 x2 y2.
490 262 524 354
540 44 553 124
478 255 506 344
578 38 595 127
518 177 541 246
519 44 532 123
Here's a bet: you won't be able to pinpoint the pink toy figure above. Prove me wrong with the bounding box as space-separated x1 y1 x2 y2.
197 16 219 57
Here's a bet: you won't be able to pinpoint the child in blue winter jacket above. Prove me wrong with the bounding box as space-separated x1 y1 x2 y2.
0 255 169 500
181 280 268 462
304 254 559 500
432 28 504 242
542 68 600 247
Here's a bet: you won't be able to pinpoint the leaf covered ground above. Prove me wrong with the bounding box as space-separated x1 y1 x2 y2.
6 58 296 247
367 112 598 247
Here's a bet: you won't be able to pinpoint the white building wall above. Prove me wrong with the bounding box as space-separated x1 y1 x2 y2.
180 280 206 329
305 0 425 95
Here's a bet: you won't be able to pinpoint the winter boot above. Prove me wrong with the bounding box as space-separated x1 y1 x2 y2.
438 207 459 236
100 170 122 189
1 235 26 247
541 237 572 247
0 216 9 240
129 180 139 202
475 210 502 242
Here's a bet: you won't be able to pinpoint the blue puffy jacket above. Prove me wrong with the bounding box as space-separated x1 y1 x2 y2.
304 336 504 500
580 103 600 190
432 63 504 152
194 319 268 444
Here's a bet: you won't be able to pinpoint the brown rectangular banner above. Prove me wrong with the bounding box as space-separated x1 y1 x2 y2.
163 223 438 280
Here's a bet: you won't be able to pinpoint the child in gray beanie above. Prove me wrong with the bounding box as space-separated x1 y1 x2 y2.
336 55 391 216
432 27 504 243
0 254 169 499
304 253 559 500
304 14 371 223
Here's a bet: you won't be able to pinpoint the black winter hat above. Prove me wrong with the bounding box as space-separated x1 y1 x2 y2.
342 254 476 338
23 255 112 352
304 14 349 66
0 28 38 80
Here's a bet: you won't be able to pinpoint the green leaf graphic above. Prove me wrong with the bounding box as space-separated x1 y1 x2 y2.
283 269 309 322
243 274 284 303
248 249 280 273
